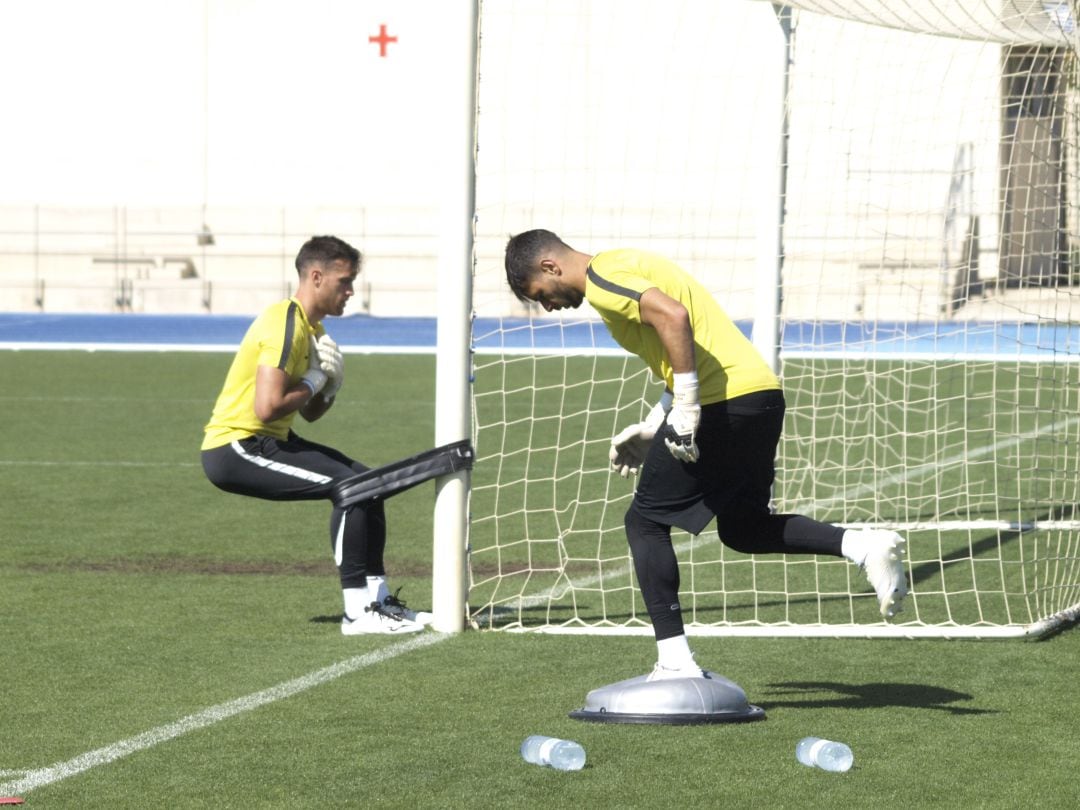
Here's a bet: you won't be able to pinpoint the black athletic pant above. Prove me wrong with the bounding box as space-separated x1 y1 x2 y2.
201 432 384 590
626 389 845 640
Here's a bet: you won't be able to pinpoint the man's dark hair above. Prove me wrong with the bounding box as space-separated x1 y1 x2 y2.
504 229 569 302
295 235 362 276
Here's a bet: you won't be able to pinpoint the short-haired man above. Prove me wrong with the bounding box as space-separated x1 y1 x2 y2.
202 235 430 635
505 229 907 678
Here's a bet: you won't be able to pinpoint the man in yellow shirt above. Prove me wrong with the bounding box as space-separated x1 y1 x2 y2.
202 235 429 635
504 229 908 678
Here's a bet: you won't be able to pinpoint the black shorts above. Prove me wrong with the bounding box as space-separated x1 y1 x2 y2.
632 389 785 535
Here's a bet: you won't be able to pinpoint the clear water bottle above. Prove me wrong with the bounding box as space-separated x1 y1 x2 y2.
796 737 853 772
520 735 587 771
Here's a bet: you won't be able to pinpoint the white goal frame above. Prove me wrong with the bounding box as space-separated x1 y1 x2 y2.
433 0 1080 640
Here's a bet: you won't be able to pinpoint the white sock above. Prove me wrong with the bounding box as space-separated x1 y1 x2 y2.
841 529 868 566
657 634 696 669
367 575 390 604
343 586 373 620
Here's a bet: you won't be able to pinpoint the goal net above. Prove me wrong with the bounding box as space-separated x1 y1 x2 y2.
465 0 1080 637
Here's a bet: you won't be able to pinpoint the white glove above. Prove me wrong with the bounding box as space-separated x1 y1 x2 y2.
663 372 701 463
315 333 344 398
300 365 328 397
608 392 671 477
300 336 328 397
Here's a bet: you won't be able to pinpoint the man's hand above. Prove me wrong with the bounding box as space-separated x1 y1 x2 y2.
609 394 670 477
315 334 344 398
662 372 700 463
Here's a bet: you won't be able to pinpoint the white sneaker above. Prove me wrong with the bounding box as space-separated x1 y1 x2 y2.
341 602 425 635
859 530 909 619
646 660 711 682
381 590 433 626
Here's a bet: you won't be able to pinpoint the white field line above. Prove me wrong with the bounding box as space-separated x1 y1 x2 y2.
496 413 1080 612
2 340 1075 362
0 341 433 355
9 414 1070 474
0 460 198 468
0 632 449 797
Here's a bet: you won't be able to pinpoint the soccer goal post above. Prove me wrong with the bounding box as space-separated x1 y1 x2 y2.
451 0 1080 639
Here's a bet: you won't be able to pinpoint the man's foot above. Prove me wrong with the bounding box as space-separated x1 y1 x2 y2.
341 602 425 635
859 530 909 618
381 589 433 625
645 660 711 682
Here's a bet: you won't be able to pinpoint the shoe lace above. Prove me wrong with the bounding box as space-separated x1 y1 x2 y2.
383 587 410 611
364 600 406 622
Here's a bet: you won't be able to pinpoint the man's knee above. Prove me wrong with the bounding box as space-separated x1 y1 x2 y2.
625 503 662 547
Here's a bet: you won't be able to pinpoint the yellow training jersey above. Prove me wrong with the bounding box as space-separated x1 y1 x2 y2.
586 249 780 405
201 298 324 449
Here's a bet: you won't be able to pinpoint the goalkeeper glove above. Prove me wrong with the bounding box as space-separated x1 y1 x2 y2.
300 366 328 397
315 333 344 398
608 391 672 477
300 336 328 397
662 372 700 463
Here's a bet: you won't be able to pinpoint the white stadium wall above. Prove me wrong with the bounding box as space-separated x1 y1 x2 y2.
0 1 1075 321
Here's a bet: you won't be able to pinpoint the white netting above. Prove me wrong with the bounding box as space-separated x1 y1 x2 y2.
467 0 1080 637
778 0 1077 45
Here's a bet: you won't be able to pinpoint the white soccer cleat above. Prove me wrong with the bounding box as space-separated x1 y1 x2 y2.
646 660 711 682
380 590 433 626
341 602 426 635
860 530 909 619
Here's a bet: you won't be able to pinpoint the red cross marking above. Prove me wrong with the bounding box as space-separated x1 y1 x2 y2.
369 24 397 57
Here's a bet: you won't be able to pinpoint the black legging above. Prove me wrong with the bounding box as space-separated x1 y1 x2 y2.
624 389 845 640
201 432 386 589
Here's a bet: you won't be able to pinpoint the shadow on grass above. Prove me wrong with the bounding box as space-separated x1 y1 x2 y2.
761 681 995 715
908 502 1080 592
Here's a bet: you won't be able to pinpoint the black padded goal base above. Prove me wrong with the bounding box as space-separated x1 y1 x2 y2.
331 439 473 507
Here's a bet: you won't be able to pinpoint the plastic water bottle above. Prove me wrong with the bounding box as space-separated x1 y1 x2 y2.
796 737 853 772
520 735 587 771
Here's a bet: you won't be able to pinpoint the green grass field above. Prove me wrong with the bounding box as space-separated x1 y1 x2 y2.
3 350 1079 808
